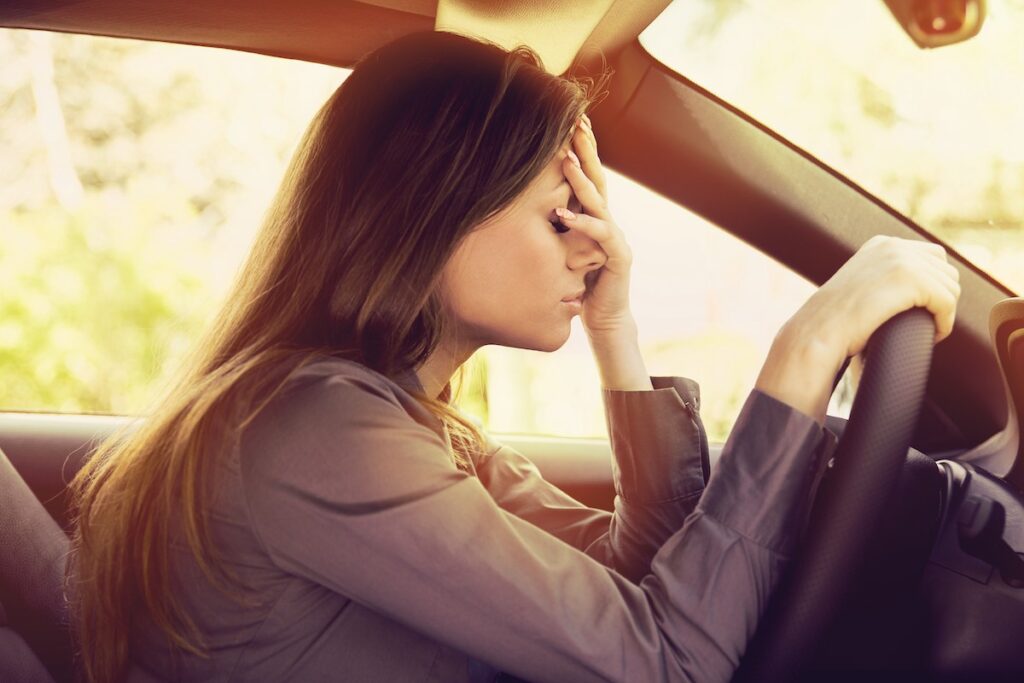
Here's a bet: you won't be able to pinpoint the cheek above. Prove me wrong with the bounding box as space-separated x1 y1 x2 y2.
440 233 509 326
447 222 557 295
439 224 569 344
483 229 565 311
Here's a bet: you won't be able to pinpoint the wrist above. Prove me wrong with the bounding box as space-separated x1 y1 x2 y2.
756 325 846 424
584 314 639 347
586 318 653 391
775 316 846 365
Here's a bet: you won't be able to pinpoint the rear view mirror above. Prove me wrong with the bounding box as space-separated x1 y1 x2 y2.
882 0 986 48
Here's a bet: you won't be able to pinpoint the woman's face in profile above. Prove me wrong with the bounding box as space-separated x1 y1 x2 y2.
440 146 606 353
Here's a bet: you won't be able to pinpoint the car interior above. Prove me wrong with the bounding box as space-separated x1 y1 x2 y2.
1 0 1022 681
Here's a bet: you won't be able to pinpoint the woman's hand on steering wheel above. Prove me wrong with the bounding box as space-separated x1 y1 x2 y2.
756 235 960 423
790 235 960 358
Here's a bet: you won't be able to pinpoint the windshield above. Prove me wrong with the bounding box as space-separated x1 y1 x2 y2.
642 0 1023 294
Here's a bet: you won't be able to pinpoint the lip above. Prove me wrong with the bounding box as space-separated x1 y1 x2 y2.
560 289 586 303
561 298 583 313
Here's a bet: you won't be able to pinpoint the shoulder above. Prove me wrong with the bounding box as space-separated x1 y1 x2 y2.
262 356 439 428
239 357 458 494
234 357 471 559
243 355 446 443
283 356 411 403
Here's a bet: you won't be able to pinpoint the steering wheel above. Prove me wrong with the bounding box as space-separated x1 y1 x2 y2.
735 307 936 682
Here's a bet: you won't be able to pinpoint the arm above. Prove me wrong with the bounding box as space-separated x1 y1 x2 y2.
241 369 833 683
537 126 711 577
476 375 709 582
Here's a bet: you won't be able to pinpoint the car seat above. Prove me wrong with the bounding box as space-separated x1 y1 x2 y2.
0 446 74 683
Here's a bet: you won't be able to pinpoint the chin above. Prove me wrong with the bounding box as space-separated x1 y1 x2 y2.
518 325 573 353
489 322 572 353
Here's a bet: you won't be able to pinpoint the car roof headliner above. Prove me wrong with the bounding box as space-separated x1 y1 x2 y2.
1 0 671 73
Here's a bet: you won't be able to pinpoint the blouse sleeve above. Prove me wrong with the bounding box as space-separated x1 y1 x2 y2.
240 369 835 683
475 376 710 582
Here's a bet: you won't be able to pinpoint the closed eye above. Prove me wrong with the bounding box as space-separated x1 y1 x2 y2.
549 217 571 234
550 189 579 234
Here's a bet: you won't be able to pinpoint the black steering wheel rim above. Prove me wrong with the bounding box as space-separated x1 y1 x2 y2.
735 307 936 682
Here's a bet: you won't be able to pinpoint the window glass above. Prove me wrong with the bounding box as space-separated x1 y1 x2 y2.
1 30 818 443
0 30 344 413
641 0 1024 294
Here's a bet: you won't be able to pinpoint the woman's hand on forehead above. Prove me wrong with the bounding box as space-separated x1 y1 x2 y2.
570 114 605 200
555 115 636 335
557 115 652 390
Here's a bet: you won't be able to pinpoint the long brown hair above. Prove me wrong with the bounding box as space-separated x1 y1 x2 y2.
69 30 602 682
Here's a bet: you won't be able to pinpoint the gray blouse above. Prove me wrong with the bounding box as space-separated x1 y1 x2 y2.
126 356 836 682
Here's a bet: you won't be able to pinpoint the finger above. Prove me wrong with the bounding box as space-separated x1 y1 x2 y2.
572 129 606 201
922 242 948 259
927 258 962 301
904 240 957 276
886 238 959 299
936 258 960 285
933 270 962 307
938 258 960 286
916 267 959 343
918 243 960 279
933 294 958 343
563 153 609 220
863 234 891 250
580 113 598 154
554 208 632 271
572 124 607 200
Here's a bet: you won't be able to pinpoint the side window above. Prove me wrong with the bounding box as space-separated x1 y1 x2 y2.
462 170 820 444
1 29 824 442
0 30 344 414
641 0 1024 295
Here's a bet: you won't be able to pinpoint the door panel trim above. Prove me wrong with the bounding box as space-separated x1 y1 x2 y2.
0 412 725 521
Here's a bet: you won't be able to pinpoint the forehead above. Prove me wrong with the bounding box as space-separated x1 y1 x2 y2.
527 149 570 197
476 148 569 228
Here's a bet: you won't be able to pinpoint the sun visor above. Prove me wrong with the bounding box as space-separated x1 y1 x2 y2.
435 0 615 74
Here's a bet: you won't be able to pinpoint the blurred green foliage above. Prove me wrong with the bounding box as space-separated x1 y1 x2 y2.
0 200 205 413
0 30 341 414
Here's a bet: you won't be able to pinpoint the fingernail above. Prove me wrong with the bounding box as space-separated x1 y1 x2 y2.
555 207 577 220
581 113 592 128
567 150 582 168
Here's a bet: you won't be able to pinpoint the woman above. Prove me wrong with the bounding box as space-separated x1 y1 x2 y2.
69 30 960 682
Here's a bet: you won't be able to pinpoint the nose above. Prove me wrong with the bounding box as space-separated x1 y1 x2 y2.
565 229 606 273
